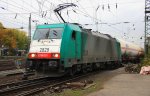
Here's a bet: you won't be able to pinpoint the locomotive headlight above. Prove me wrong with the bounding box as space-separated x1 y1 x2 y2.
29 53 37 58
54 54 59 58
52 53 60 58
31 53 36 57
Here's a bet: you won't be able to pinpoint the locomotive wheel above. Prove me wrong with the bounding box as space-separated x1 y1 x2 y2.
106 62 113 70
94 63 101 70
82 64 87 74
88 63 93 72
69 66 76 76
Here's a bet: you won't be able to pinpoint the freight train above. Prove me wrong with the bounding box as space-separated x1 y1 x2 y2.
118 39 144 63
26 23 144 77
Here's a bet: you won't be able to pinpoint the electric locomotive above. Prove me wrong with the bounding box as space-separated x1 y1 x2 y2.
26 23 122 77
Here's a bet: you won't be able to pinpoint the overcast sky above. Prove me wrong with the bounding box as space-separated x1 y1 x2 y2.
0 0 145 47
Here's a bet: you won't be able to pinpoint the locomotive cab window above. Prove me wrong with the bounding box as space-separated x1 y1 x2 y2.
72 31 76 40
33 28 63 40
48 28 63 39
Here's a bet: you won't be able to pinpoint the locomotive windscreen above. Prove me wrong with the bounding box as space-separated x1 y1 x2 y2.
33 28 63 40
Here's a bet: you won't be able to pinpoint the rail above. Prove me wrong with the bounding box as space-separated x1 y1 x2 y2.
0 76 51 96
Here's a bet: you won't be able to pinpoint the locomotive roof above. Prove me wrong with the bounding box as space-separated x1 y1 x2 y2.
36 23 114 40
37 23 66 28
82 28 112 40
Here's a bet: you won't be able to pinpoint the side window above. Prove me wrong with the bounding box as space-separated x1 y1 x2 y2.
72 31 76 40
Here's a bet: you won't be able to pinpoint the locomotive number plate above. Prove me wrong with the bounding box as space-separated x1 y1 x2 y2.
40 48 49 52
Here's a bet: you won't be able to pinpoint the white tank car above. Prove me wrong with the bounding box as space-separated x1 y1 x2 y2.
117 39 144 58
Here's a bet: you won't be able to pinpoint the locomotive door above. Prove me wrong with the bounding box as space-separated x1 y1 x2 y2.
72 30 81 60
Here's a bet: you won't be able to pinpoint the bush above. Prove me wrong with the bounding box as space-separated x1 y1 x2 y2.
141 56 150 66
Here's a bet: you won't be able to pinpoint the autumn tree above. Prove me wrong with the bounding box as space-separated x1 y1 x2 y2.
0 22 5 47
0 22 4 29
0 22 29 55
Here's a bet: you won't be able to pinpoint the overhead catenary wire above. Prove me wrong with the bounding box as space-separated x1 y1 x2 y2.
0 0 144 42
0 0 59 24
1 8 29 27
0 0 33 24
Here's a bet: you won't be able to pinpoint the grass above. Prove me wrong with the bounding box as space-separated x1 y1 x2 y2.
42 77 105 96
49 82 103 96
42 68 119 96
42 71 116 96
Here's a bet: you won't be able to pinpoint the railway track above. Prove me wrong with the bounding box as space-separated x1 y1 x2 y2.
15 75 87 96
0 76 53 96
0 71 100 96
0 59 17 71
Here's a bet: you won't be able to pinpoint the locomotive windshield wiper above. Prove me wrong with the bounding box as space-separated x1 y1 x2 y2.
46 29 50 39
45 29 54 42
53 30 58 36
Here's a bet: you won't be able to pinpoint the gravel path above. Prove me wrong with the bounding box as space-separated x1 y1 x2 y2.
87 71 150 96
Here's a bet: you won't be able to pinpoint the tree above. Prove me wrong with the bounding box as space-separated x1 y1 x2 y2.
0 22 4 29
0 22 29 55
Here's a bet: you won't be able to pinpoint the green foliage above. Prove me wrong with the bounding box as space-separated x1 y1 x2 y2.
141 55 150 66
0 22 4 29
0 22 29 55
11 29 29 49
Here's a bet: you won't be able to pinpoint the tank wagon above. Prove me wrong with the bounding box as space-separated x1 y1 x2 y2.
118 39 144 63
26 23 122 76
